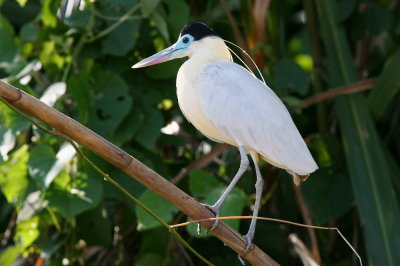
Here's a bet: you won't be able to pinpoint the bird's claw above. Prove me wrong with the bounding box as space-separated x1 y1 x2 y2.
200 203 220 231
242 233 254 253
237 234 254 265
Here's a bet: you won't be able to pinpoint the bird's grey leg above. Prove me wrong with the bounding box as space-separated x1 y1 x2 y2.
243 152 264 252
202 146 249 231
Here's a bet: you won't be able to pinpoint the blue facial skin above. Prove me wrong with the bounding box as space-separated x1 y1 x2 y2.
132 34 194 68
170 34 194 57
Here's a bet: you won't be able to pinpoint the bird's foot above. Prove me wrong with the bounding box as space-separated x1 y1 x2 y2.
237 233 255 265
200 203 220 231
242 233 255 253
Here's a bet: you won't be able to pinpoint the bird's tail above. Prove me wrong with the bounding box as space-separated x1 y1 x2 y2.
292 173 310 186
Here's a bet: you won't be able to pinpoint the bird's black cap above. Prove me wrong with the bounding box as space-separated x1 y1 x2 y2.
180 22 219 41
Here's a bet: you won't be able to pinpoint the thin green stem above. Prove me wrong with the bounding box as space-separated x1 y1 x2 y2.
61 6 96 83
46 206 62 231
61 30 89 83
87 3 141 43
0 98 214 266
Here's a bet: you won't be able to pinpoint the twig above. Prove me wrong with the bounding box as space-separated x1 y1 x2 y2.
171 143 230 184
293 185 321 264
298 78 376 108
1 211 17 247
219 0 248 51
171 216 363 266
219 0 255 68
289 233 320 266
355 2 372 78
0 80 278 265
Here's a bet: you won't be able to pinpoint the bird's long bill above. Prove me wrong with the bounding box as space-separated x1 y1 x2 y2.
132 44 180 68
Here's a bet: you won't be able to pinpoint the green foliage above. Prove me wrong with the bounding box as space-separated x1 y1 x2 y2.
46 171 102 220
274 58 309 96
88 72 132 137
136 189 178 231
301 170 353 224
0 0 399 265
368 49 400 120
0 145 29 205
28 144 56 188
319 0 400 264
0 15 17 69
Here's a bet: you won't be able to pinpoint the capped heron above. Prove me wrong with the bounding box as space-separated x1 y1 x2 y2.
132 22 318 255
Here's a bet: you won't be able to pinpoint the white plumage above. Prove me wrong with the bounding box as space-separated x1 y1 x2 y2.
177 37 317 176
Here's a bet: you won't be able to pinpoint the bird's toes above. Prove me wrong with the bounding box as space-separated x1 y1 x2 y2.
236 234 254 265
242 234 255 254
200 203 220 231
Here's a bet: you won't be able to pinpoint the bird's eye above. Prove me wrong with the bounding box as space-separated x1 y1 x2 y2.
182 37 190 44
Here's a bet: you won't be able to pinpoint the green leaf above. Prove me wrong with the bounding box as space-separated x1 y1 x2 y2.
144 58 182 80
152 12 169 43
15 0 28 7
140 0 160 17
102 20 141 56
133 107 163 151
368 49 400 120
46 172 102 220
137 227 168 256
102 169 145 203
335 0 356 23
0 246 21 266
318 0 400 265
28 144 56 188
136 254 163 266
302 170 353 224
164 0 190 38
89 72 133 137
14 216 40 249
189 169 220 199
41 0 60 27
0 145 29 205
187 187 247 238
28 142 76 189
68 72 93 123
112 110 145 146
39 41 66 69
135 189 178 231
273 59 309 96
1 102 31 133
20 23 39 42
77 206 112 247
64 9 91 28
0 15 17 68
351 6 391 40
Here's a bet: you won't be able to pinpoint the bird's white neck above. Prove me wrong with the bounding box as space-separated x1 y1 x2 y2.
185 37 232 67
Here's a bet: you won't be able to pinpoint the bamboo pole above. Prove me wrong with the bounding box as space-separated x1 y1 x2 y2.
0 80 279 266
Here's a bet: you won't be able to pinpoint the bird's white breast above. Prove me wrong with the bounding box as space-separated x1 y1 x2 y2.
176 60 233 145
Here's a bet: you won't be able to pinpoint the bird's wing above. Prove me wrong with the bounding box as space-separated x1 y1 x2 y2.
200 61 318 175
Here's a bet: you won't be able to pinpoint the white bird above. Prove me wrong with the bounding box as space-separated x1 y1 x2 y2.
133 22 318 254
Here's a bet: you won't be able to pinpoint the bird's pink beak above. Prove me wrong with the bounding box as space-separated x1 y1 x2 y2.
132 42 185 68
